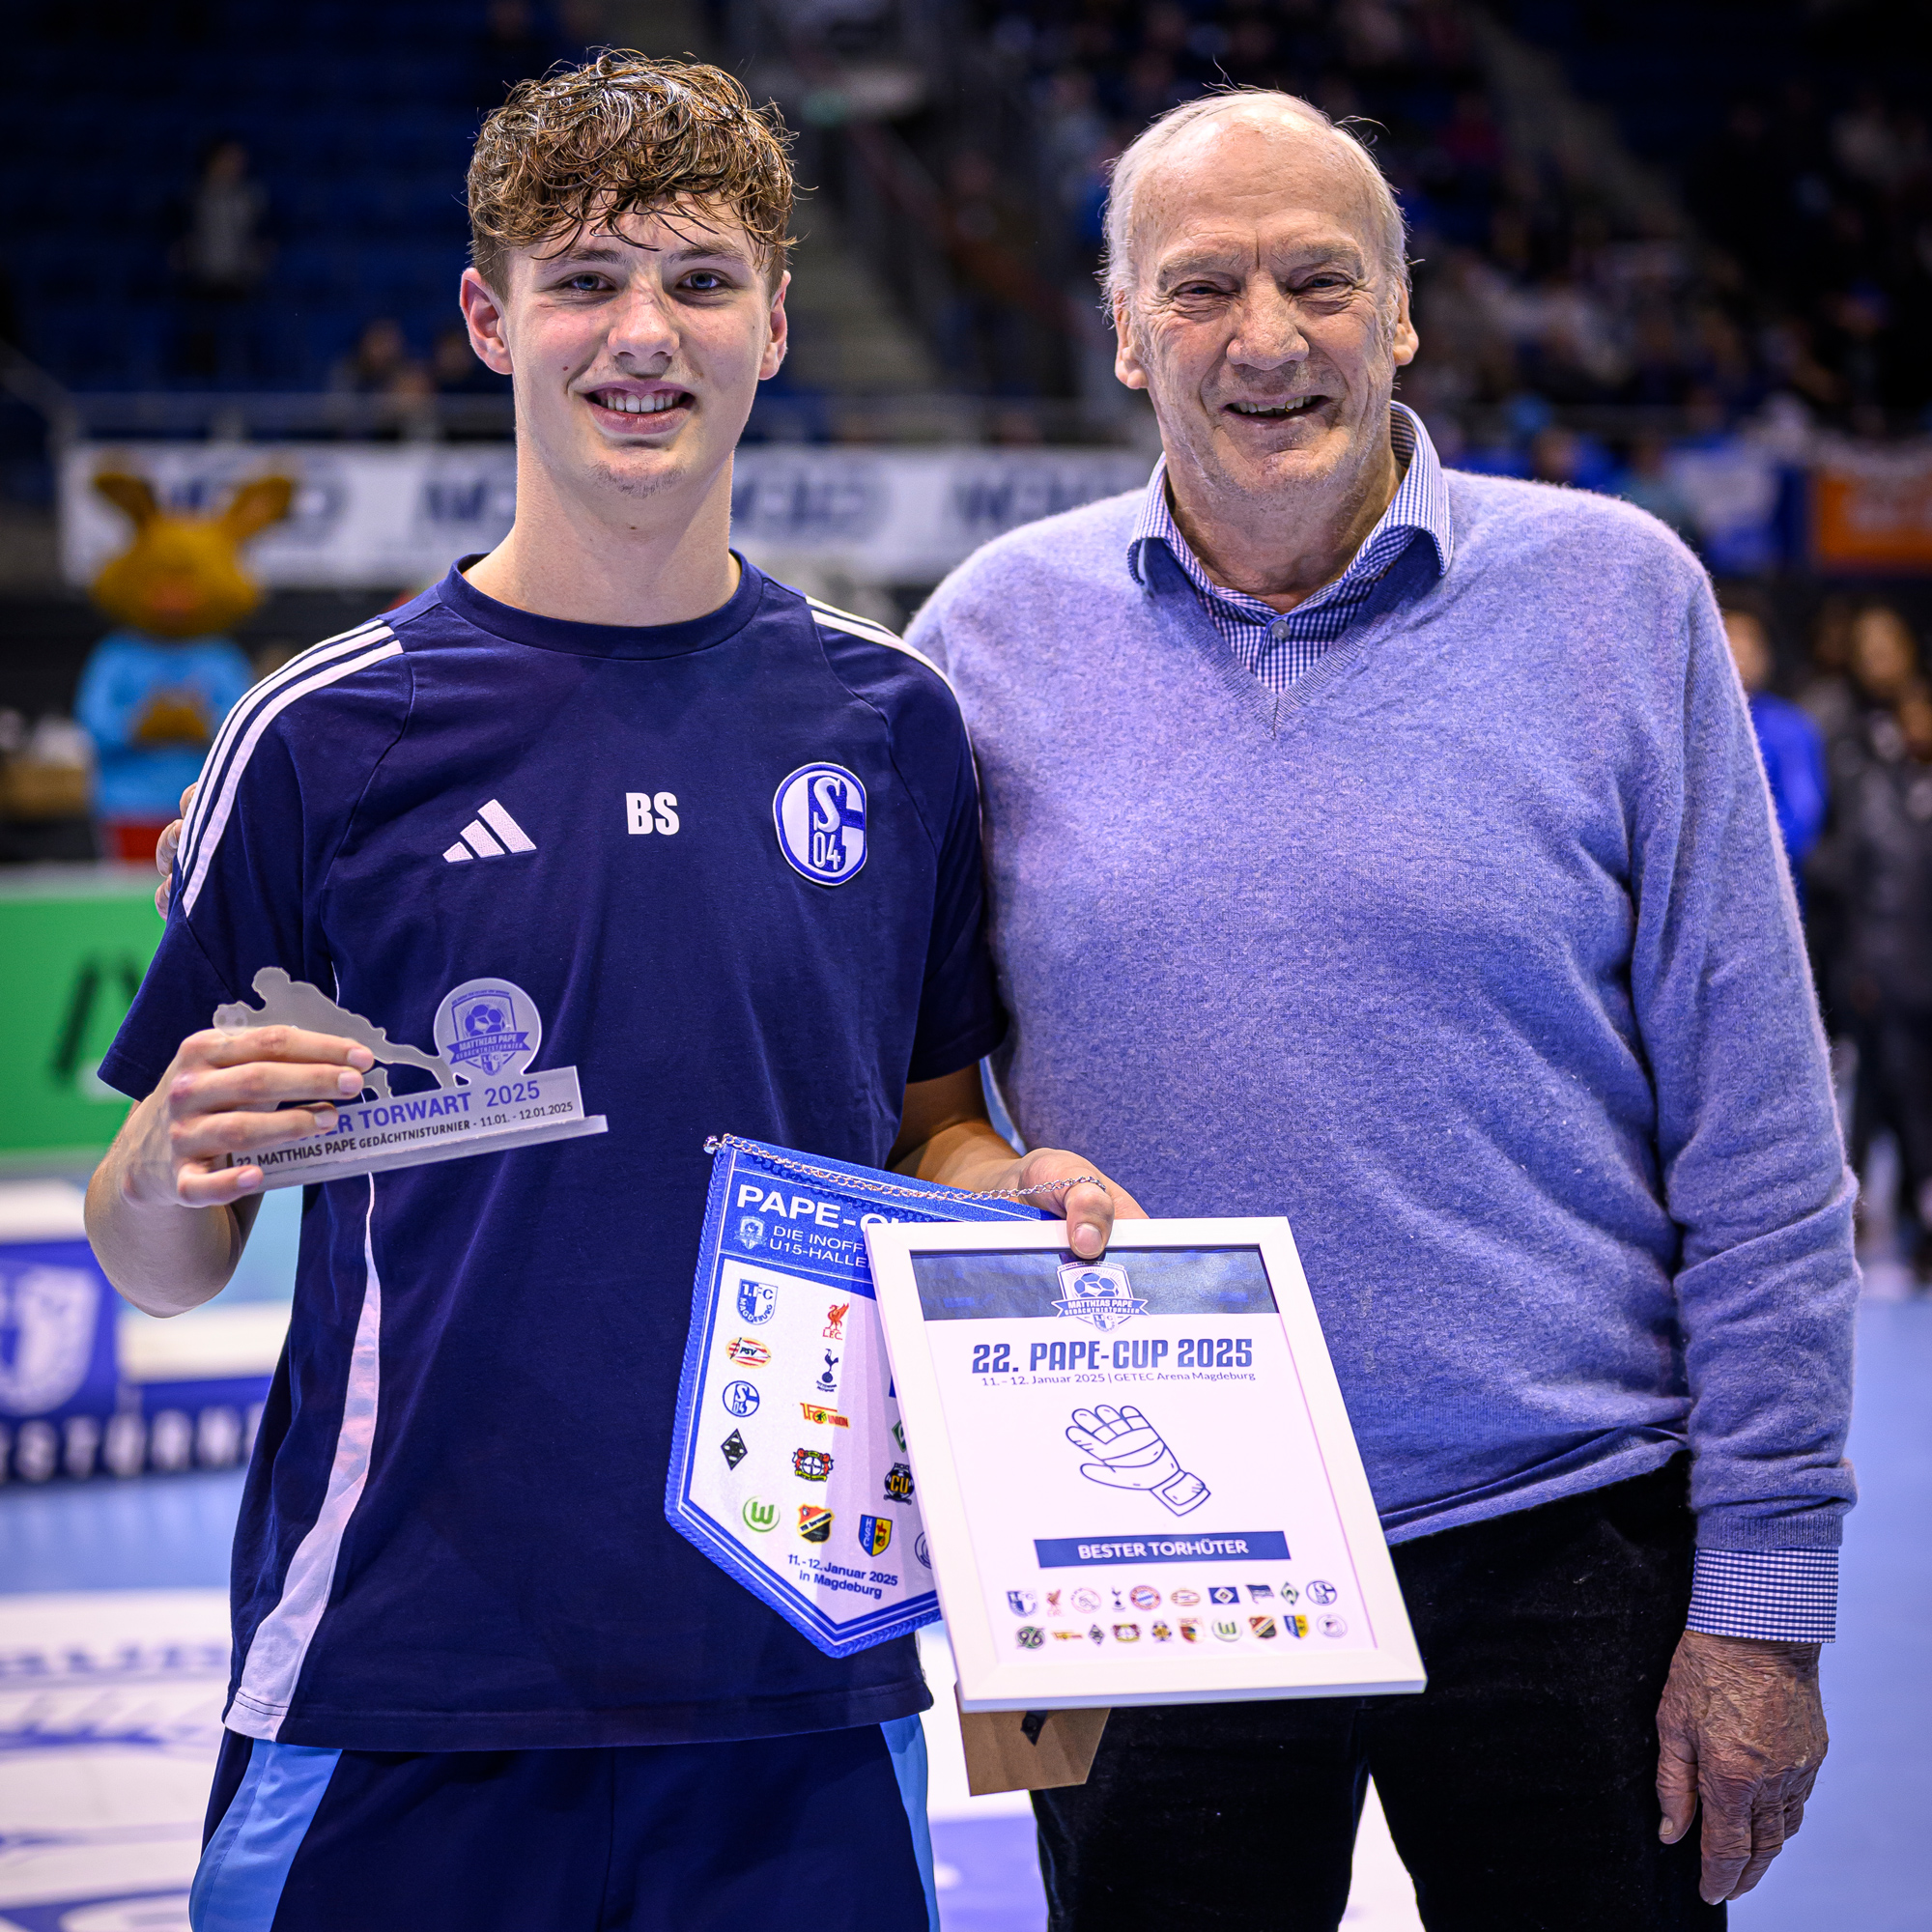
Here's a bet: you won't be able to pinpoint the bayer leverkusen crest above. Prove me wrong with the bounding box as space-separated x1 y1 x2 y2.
1054 1261 1146 1333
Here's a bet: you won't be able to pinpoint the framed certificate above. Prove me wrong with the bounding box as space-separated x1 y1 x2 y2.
863 1217 1425 1712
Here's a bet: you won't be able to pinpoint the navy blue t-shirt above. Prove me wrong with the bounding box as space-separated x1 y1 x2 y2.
101 557 1005 1751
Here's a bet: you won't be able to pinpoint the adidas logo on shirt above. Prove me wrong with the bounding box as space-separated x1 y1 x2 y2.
442 799 536 864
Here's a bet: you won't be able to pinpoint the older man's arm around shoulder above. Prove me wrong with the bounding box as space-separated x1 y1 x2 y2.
1632 565 1856 1906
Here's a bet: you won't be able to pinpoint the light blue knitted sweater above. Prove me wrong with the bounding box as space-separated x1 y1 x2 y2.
911 470 1857 1568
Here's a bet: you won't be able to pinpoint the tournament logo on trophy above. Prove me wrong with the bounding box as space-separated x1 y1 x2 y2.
207 967 605 1188
434 979 540 1080
1053 1261 1147 1333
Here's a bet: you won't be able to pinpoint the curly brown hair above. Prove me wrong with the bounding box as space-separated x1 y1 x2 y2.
468 53 796 292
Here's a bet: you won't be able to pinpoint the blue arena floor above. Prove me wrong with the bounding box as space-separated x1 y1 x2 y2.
2 1298 1926 1930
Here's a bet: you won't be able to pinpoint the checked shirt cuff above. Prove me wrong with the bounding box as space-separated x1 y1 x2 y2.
1687 1549 1838 1643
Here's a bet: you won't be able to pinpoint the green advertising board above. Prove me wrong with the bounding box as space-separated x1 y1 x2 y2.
1 866 163 1161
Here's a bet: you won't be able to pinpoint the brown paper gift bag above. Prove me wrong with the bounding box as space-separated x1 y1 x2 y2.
954 1686 1111 1795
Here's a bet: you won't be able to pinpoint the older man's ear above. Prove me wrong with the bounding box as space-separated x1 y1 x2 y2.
1391 292 1420 367
1113 293 1151 393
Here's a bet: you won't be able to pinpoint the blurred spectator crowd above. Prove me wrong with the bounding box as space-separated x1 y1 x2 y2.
964 0 1928 474
1718 590 1932 1285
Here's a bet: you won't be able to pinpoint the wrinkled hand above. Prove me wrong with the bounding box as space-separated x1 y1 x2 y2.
1065 1404 1209 1514
1657 1629 1827 1903
155 781 195 918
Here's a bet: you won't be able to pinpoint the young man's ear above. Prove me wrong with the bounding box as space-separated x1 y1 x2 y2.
460 268 515 377
759 269 791 382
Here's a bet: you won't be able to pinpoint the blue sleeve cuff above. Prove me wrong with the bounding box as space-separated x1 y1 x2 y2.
1687 1548 1838 1643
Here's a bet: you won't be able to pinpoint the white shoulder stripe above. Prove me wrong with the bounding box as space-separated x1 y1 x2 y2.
180 620 391 871
805 596 902 649
806 598 956 696
184 620 389 855
180 639 404 920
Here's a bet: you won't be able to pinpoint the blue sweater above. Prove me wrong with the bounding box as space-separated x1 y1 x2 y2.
911 472 1857 1575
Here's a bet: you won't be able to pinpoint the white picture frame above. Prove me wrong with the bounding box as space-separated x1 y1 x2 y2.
863 1216 1425 1712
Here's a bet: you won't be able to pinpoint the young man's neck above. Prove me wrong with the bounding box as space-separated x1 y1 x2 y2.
464 452 740 628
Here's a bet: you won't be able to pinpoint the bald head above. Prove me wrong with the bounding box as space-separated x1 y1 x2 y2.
1102 92 1408 316
1100 88 1420 608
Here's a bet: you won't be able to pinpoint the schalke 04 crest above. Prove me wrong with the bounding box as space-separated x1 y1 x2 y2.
772 762 867 886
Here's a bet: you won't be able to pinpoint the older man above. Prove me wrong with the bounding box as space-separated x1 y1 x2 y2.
909 94 1853 1930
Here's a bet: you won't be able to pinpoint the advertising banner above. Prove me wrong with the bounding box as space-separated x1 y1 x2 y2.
61 442 1151 590
1811 441 1932 573
0 867 157 1158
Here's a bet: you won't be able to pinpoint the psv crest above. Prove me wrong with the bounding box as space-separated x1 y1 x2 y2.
1054 1261 1146 1333
773 763 867 886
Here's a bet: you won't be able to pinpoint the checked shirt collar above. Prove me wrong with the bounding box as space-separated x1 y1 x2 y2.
1128 401 1454 693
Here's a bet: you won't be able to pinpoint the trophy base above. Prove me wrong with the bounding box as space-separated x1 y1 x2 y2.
242 1065 607 1189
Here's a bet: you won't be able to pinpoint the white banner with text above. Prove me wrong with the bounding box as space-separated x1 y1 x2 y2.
61 442 1151 590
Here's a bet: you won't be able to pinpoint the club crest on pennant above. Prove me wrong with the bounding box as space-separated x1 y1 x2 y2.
1053 1261 1146 1333
735 1277 778 1324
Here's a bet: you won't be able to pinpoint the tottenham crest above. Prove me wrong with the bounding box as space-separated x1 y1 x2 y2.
773 762 867 886
1054 1261 1146 1333
434 977 541 1080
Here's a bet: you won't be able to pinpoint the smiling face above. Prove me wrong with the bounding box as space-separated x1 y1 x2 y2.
459 199 787 526
1115 105 1416 529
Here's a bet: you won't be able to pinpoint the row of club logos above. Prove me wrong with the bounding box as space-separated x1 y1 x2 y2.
1006 1579 1349 1650
716 1292 925 1565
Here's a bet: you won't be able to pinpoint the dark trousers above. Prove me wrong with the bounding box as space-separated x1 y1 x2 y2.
1850 1009 1932 1223
1035 1460 1719 1931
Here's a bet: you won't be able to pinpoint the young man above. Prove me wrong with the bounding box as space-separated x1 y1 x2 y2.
87 56 1131 1932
